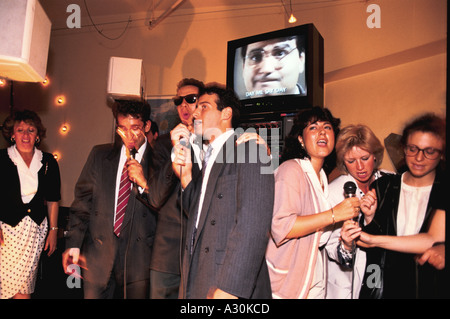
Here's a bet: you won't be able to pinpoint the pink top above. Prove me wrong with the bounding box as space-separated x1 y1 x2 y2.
266 159 325 299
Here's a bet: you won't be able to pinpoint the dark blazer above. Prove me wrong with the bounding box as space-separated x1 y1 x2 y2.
149 133 186 275
179 136 274 299
0 148 61 227
361 171 446 299
65 142 158 288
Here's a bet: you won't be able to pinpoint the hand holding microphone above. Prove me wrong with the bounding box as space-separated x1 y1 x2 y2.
330 182 360 223
170 123 193 188
126 148 149 192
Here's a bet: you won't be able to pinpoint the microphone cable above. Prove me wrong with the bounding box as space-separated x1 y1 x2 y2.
123 148 137 299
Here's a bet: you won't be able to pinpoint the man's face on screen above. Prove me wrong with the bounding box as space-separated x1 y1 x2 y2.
242 37 304 97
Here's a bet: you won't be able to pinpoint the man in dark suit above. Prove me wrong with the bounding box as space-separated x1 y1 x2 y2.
148 78 205 299
62 100 162 299
172 83 274 299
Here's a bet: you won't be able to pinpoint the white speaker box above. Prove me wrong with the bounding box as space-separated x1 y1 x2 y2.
107 57 143 100
0 0 51 82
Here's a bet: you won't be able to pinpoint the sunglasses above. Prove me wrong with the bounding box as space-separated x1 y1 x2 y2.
173 94 198 106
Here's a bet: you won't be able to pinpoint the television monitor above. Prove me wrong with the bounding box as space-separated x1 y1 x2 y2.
226 24 324 115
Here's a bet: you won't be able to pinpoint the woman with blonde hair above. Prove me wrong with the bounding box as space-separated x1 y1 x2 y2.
325 124 388 299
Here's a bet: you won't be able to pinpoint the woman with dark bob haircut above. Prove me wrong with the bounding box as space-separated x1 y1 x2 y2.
266 106 361 298
1 109 61 299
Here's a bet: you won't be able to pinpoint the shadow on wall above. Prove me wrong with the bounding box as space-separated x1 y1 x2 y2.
182 48 207 81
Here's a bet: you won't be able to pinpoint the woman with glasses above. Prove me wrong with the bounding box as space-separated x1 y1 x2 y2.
341 113 446 298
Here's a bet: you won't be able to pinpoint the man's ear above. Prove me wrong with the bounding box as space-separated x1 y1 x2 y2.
144 120 151 134
221 107 233 122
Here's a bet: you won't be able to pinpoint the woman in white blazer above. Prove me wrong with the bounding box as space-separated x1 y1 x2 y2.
325 124 387 299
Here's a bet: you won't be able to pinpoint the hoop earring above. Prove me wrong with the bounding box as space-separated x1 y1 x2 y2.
11 137 15 144
35 137 40 144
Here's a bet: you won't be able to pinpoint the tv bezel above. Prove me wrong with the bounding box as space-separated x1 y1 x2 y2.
226 23 324 115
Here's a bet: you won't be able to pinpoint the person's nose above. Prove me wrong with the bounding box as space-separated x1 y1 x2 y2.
193 107 201 119
356 159 364 170
258 56 278 73
415 149 426 161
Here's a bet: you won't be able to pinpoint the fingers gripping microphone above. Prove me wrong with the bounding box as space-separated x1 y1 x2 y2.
344 180 359 299
129 148 137 159
344 181 359 223
179 137 189 147
344 181 357 198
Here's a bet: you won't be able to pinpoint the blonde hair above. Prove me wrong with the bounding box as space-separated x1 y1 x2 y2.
335 124 384 173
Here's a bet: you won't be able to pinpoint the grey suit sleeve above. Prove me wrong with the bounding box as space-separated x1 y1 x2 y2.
216 141 274 298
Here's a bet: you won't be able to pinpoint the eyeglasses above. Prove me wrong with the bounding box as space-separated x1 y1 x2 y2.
404 144 443 160
245 47 298 66
173 94 198 106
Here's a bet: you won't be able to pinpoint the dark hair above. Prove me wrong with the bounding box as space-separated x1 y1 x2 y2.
281 106 341 174
112 99 151 124
2 109 47 146
241 35 305 62
200 82 241 128
176 78 205 92
401 113 446 149
149 119 159 135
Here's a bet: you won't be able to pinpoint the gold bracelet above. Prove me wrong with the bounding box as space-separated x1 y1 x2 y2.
330 208 335 226
50 227 59 231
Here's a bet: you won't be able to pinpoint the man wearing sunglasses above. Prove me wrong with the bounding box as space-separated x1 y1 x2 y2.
62 100 163 299
145 78 205 299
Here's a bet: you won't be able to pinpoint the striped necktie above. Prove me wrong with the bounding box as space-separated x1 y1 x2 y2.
114 163 131 236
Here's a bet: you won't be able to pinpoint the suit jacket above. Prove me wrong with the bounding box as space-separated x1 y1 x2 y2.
179 136 274 299
149 133 186 275
360 171 446 299
65 142 158 288
0 148 61 227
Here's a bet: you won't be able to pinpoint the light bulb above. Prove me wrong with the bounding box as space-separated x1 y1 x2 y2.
288 13 297 23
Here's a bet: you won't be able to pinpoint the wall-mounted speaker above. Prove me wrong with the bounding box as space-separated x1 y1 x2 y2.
107 57 143 100
0 0 51 82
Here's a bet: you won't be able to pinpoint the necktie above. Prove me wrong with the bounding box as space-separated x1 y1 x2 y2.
201 145 213 177
191 145 213 254
114 163 131 236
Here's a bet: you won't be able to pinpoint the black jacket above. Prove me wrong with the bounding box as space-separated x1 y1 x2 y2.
360 169 446 299
0 148 61 227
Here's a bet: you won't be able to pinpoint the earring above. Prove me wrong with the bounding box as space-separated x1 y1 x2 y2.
35 137 40 144
11 137 15 143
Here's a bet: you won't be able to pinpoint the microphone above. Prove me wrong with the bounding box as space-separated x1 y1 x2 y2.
129 148 137 160
344 181 359 223
343 181 357 198
128 148 138 190
179 137 189 147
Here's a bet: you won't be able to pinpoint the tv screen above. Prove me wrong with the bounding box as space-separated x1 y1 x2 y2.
227 24 323 115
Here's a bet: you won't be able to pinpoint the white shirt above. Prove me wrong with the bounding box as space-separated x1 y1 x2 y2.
297 159 331 299
7 145 42 204
195 129 235 229
397 173 432 236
